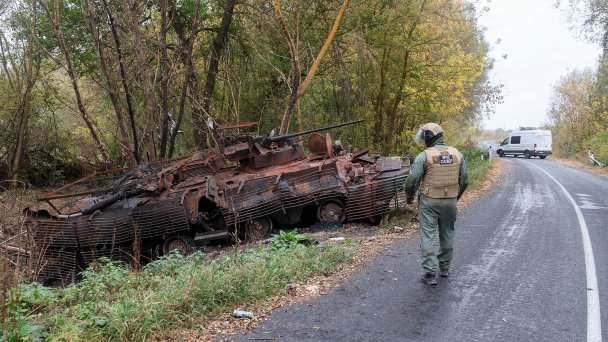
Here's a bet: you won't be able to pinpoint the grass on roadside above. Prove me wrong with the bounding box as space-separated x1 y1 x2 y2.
2 236 353 342
462 148 492 191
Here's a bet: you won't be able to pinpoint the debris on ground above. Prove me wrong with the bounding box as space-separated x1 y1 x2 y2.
328 237 346 242
232 310 254 319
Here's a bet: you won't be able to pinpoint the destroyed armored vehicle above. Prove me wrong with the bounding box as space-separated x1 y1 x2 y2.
25 121 411 282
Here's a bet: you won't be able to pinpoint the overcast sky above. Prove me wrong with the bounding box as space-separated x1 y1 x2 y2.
477 0 601 130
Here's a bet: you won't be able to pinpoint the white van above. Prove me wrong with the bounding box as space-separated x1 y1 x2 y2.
496 130 552 159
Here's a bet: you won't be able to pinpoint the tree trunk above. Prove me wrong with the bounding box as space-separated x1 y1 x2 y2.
0 33 15 89
102 0 139 163
373 46 388 146
384 0 426 153
159 0 170 158
169 0 200 158
10 89 32 189
52 0 110 165
385 50 410 154
273 0 300 135
86 0 137 167
124 0 157 161
8 1 37 189
196 0 237 146
297 0 349 98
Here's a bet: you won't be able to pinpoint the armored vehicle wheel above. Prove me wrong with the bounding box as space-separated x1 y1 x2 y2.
539 155 546 159
162 234 195 256
246 217 274 240
317 199 346 224
524 150 531 159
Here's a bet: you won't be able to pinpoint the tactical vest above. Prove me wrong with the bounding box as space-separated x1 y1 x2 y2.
419 146 461 199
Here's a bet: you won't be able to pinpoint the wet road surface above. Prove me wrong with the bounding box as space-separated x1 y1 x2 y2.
236 157 608 341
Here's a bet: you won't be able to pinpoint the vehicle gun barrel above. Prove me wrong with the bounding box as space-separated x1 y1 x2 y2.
269 120 364 142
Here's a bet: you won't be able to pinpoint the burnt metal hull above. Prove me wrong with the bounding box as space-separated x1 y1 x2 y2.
25 129 412 283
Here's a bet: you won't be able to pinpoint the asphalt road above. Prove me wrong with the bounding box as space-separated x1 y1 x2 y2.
236 157 608 341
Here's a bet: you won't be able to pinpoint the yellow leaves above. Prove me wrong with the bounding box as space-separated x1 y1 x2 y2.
549 68 605 157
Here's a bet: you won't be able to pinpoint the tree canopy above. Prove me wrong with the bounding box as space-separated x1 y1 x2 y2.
551 0 608 163
0 0 499 186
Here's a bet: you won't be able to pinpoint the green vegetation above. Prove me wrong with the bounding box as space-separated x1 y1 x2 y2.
550 1 608 164
585 132 608 165
0 0 499 187
270 229 315 250
462 147 493 191
548 68 608 164
2 242 352 341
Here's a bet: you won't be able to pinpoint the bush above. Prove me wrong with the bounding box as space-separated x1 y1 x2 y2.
2 243 353 341
585 132 608 165
461 147 492 190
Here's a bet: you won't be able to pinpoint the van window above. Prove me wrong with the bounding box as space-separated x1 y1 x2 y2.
511 136 521 144
501 138 508 146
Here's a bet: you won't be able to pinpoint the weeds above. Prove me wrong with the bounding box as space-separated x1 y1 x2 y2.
462 148 492 190
380 209 417 231
1 242 352 341
270 229 314 250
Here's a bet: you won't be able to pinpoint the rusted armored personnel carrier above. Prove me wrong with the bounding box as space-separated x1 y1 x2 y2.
25 121 411 282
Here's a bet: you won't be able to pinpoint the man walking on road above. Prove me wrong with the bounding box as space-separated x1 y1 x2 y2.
404 123 468 285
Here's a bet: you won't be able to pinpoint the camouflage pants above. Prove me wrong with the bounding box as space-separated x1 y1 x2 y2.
418 195 457 275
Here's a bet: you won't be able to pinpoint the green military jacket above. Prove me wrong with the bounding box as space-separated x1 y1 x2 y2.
404 137 468 200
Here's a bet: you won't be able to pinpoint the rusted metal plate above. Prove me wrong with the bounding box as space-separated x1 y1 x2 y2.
308 133 329 155
375 157 402 172
346 175 407 221
217 122 257 130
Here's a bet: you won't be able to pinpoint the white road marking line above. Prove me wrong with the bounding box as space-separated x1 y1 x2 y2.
523 161 602 342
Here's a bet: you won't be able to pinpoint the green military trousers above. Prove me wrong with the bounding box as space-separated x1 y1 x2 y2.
418 195 457 275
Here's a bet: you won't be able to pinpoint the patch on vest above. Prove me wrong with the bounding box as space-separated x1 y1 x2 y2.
439 155 454 165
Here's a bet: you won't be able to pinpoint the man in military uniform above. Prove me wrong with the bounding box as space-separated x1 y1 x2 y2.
404 123 468 285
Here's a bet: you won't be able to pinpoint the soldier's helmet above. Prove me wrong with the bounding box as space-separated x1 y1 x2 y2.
414 123 444 146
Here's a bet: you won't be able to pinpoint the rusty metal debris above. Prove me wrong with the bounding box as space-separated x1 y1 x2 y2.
24 120 412 283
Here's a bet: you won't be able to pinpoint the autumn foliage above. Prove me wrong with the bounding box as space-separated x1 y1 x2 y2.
0 0 499 187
